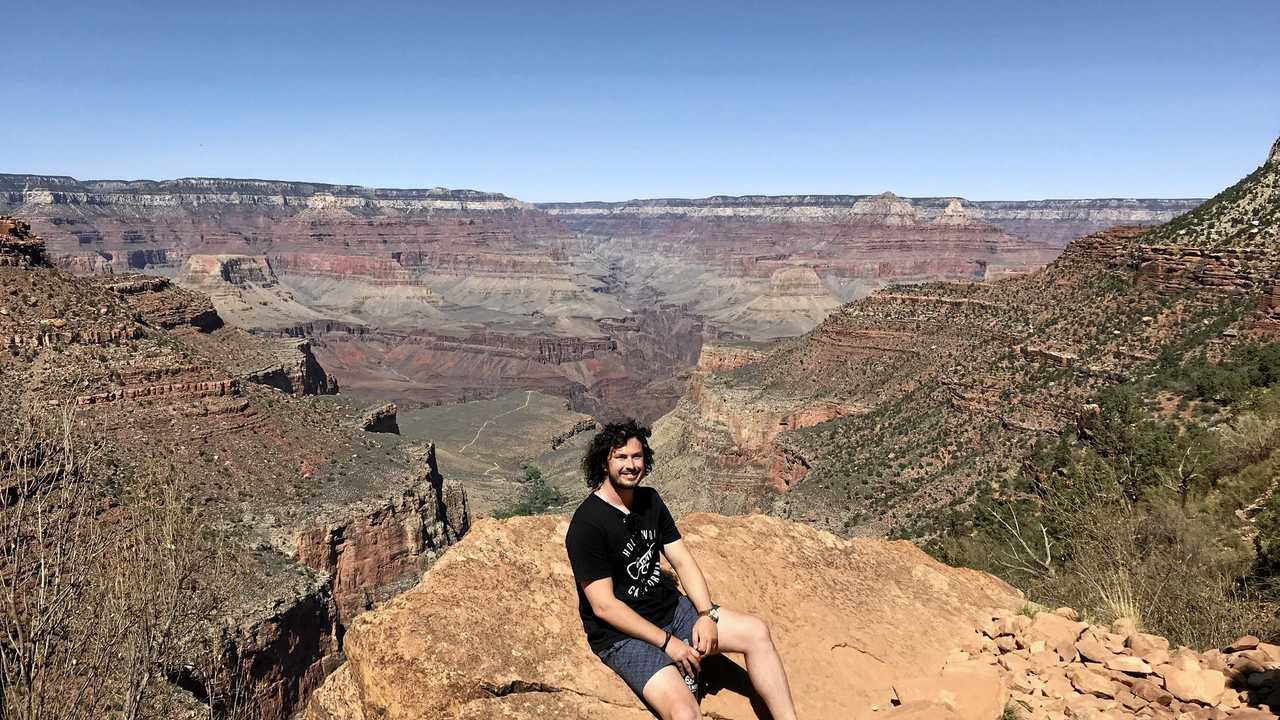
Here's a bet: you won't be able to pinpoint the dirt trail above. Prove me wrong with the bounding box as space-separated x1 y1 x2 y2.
458 391 533 454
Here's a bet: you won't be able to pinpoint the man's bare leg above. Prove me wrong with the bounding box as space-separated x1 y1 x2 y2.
713 608 797 720
642 665 701 720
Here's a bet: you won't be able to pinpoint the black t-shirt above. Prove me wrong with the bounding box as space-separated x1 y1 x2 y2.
564 487 682 653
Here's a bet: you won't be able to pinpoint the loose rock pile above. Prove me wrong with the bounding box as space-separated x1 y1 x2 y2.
951 607 1279 720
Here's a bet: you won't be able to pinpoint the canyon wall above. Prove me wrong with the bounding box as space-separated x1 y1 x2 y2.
542 194 1199 249
650 140 1280 536
0 175 1200 420
0 220 473 720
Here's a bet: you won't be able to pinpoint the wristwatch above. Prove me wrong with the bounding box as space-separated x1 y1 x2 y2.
698 603 721 623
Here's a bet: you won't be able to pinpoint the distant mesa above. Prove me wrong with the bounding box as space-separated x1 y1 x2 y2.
934 198 978 226
179 254 279 288
851 191 918 224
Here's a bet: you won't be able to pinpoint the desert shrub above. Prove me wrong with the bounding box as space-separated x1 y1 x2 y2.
940 376 1280 647
0 409 242 720
494 465 564 518
1180 341 1280 405
1214 412 1280 475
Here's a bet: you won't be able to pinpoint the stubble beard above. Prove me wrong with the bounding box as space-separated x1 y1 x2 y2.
610 469 644 491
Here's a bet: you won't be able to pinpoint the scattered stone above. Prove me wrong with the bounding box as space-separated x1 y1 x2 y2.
1071 667 1120 698
1228 636 1262 653
1131 679 1175 706
1162 667 1226 706
1228 709 1280 719
1106 655 1154 675
1258 644 1280 664
1116 686 1146 711
1171 648 1204 672
1028 611 1087 660
1203 649 1230 673
1131 633 1172 658
1077 637 1118 663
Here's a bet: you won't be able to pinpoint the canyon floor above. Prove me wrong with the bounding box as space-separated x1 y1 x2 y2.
396 390 597 515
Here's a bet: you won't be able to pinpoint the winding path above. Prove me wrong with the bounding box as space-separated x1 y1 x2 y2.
458 391 533 455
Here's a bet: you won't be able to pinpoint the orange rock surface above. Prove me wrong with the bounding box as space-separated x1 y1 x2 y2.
306 513 1023 720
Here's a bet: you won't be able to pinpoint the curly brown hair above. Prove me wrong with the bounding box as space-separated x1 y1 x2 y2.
581 419 655 490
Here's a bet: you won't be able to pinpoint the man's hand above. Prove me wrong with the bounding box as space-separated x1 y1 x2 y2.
664 635 702 677
692 616 719 656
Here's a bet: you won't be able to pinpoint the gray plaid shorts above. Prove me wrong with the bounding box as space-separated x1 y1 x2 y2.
597 594 701 698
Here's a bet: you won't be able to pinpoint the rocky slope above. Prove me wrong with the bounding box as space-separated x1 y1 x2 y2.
1140 137 1280 249
0 217 469 719
648 136 1280 535
0 174 1199 420
304 513 1280 720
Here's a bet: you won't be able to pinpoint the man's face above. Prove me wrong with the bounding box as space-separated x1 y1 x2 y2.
604 437 646 490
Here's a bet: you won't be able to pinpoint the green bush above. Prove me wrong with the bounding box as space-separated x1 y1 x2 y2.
939 364 1280 646
494 465 564 518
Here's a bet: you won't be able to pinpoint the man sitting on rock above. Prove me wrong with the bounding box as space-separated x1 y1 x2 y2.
565 420 798 720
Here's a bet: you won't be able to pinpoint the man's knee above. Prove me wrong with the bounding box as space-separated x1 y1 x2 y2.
668 703 700 720
644 666 700 720
746 614 773 648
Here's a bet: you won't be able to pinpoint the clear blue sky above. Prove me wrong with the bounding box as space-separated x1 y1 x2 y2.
4 0 1278 202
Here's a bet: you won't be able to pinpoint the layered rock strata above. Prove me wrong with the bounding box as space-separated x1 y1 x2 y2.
652 138 1280 537
0 215 49 266
0 221 471 720
294 446 468 624
1 174 1201 420
240 339 339 396
357 402 399 434
542 194 1199 249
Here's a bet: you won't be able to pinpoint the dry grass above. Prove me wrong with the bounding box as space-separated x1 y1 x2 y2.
0 407 244 720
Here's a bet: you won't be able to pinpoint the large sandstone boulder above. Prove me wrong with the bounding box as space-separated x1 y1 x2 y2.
306 513 1022 719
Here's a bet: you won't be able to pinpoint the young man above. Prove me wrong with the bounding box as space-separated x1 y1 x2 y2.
564 420 798 720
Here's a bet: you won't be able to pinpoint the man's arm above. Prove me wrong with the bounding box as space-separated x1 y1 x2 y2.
662 539 719 655
580 577 703 676
661 539 712 611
